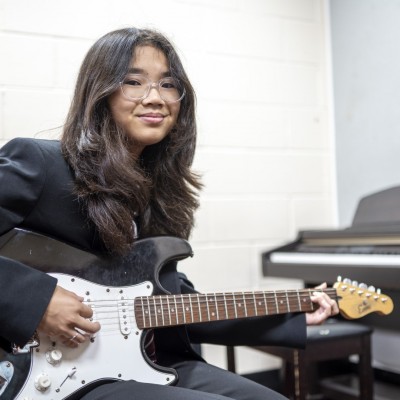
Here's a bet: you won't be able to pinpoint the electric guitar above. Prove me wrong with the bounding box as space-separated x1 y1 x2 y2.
0 229 394 400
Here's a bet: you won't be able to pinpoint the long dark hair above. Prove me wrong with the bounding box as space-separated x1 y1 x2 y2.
61 27 201 254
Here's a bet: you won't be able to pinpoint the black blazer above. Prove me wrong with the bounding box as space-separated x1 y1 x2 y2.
0 138 306 361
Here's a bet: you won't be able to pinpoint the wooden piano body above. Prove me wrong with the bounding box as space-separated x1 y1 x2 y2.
263 186 400 376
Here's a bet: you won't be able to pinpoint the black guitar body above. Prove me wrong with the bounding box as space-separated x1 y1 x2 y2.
0 228 193 400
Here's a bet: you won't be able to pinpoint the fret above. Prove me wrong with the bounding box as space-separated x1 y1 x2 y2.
233 293 238 319
296 289 301 311
188 295 194 323
173 295 179 324
263 292 269 315
197 293 205 322
214 293 219 320
153 296 158 326
140 297 146 328
242 292 248 317
285 291 290 312
206 294 211 321
309 289 316 311
253 292 258 317
273 291 279 314
181 296 186 324
159 295 165 326
146 296 152 327
196 294 202 322
166 295 172 325
223 293 229 319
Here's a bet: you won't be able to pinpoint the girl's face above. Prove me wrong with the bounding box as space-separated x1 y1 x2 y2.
108 45 181 157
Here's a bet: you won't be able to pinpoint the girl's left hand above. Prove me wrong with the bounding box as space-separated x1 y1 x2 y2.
306 282 340 325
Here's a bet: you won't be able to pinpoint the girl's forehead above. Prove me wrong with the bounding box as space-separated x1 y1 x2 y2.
128 46 170 77
132 46 167 64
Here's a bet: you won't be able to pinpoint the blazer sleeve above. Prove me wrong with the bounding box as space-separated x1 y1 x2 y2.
0 256 57 346
0 137 47 231
0 138 57 346
179 273 307 349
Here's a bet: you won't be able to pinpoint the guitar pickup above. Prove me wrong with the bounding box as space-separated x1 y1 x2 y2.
118 295 132 335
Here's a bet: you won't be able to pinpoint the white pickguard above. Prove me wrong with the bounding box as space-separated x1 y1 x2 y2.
16 274 176 399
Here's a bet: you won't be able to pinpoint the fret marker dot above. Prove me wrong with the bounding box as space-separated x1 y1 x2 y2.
212 312 215 316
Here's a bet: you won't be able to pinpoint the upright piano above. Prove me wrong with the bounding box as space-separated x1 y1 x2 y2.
263 185 400 376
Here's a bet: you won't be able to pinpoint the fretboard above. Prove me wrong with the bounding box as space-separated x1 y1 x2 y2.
134 288 338 329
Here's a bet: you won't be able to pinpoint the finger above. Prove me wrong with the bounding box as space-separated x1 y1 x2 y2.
60 332 81 348
75 318 101 335
79 303 94 319
331 300 340 315
313 282 327 290
310 293 332 314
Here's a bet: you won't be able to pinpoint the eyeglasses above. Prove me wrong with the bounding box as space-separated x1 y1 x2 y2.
119 74 185 103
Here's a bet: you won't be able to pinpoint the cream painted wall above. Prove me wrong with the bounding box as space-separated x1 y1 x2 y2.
0 0 337 374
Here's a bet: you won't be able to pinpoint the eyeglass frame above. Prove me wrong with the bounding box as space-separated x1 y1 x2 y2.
118 74 186 104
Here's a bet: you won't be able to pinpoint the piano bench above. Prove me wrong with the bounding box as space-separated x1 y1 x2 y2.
226 321 374 400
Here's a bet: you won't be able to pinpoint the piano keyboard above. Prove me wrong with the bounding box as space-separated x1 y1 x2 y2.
270 251 400 266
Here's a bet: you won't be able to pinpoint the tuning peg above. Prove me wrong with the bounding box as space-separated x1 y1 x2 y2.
352 280 359 287
337 276 342 282
343 278 351 284
359 283 368 289
368 285 376 292
377 288 381 294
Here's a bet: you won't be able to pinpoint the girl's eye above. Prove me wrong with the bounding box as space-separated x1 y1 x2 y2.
125 79 142 86
161 80 177 89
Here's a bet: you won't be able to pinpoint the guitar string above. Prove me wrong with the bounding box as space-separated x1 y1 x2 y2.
70 288 380 332
83 289 338 307
78 289 343 332
83 292 324 331
85 291 338 314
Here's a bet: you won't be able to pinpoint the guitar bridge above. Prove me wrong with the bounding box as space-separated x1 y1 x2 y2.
12 331 40 355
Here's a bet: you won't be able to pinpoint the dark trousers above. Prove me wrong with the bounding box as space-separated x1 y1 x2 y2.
81 360 287 400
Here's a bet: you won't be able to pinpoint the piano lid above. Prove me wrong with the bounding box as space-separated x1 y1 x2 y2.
289 185 400 246
262 185 400 290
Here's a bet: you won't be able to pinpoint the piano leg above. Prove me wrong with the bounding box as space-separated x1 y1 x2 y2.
359 333 373 400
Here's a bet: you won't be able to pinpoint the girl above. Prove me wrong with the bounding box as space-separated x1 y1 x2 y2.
0 27 338 400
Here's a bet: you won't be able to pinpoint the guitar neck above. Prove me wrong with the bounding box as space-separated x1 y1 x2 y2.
134 288 338 329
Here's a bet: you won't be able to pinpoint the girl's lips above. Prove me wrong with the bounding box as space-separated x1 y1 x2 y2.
138 114 164 124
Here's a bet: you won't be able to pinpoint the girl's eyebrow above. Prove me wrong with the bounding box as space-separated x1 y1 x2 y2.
127 67 171 77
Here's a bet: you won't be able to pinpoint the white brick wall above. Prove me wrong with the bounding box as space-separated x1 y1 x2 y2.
0 0 336 375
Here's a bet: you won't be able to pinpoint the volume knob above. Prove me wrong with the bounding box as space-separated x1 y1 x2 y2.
34 373 51 392
46 348 63 365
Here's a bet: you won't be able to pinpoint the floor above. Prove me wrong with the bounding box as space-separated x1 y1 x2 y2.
242 367 400 400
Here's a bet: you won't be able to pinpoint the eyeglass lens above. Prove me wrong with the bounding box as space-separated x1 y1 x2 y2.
121 75 184 102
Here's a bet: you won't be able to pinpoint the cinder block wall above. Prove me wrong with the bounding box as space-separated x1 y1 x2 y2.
0 0 336 374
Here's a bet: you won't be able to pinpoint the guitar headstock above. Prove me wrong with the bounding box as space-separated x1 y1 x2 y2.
334 277 394 319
